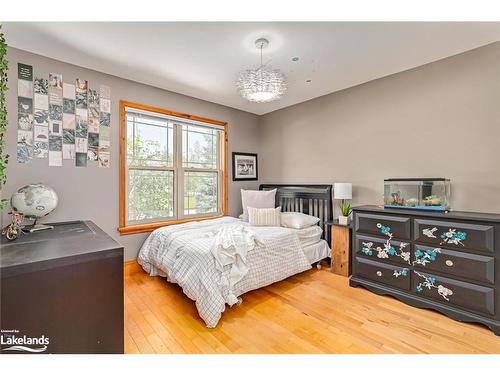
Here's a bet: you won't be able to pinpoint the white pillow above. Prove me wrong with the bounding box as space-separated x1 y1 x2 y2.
240 189 277 221
248 206 282 227
281 212 320 229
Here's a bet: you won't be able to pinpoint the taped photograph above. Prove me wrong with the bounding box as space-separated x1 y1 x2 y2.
76 79 88 109
34 93 49 110
63 114 76 130
98 152 110 168
88 89 99 107
100 112 111 127
49 150 63 167
75 137 88 153
34 109 49 126
75 152 87 167
63 128 75 144
48 73 63 105
18 79 33 98
100 98 111 113
34 77 49 95
63 98 76 114
18 97 33 114
18 113 34 131
49 120 63 136
34 125 49 141
76 117 88 138
87 147 99 161
49 135 63 151
98 139 110 154
17 130 34 164
63 82 76 99
49 104 63 121
63 144 76 160
34 141 49 159
99 85 110 99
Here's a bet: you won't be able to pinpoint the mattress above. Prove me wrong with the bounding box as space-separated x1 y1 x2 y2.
303 239 330 264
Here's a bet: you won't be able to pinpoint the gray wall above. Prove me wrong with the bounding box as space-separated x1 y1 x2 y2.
5 42 500 261
3 47 261 260
259 42 500 215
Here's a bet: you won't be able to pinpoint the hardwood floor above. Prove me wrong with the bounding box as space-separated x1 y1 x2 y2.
124 261 500 354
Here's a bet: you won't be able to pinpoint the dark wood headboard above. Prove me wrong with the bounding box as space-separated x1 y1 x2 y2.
259 184 333 243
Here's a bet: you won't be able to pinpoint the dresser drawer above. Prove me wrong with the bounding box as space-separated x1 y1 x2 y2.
413 244 495 284
355 257 410 291
355 234 411 266
413 271 495 315
414 218 494 253
355 213 411 240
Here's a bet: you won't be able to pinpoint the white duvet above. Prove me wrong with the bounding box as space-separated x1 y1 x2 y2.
137 216 311 328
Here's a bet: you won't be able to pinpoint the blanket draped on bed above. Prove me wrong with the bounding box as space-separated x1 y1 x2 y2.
138 217 311 328
211 225 258 306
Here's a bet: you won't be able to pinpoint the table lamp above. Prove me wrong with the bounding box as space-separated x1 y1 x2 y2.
334 182 352 225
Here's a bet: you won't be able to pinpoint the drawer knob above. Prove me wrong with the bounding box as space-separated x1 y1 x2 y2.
376 271 383 277
445 260 454 267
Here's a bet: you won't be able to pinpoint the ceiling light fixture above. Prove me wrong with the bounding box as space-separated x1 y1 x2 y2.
236 38 287 103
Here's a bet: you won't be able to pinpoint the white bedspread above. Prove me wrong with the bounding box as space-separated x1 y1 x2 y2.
137 216 311 328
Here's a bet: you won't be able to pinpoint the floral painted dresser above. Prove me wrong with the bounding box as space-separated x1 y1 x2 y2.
350 205 500 336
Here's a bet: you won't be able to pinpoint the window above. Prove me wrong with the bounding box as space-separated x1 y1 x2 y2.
119 101 227 234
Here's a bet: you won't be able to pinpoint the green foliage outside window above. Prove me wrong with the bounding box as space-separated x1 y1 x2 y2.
126 123 219 222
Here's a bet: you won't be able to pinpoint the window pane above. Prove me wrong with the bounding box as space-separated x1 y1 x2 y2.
184 171 218 215
182 124 219 169
127 114 173 167
128 169 174 222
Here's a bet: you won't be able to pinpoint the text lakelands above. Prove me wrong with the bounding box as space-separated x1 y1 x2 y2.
1 334 50 346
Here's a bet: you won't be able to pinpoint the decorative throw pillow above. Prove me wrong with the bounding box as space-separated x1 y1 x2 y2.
248 206 282 227
280 212 320 229
240 189 277 221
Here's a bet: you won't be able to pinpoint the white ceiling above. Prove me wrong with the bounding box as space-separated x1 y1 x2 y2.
4 22 500 115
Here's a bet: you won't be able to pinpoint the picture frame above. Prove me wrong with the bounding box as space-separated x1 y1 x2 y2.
232 152 258 181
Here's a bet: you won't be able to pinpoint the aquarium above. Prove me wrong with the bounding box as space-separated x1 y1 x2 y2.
384 178 450 212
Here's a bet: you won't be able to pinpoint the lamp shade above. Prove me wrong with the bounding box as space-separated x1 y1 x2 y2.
334 183 352 200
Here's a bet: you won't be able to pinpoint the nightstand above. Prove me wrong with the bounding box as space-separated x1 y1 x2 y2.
326 220 352 276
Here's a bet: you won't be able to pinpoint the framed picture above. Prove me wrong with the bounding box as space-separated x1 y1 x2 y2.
232 152 258 181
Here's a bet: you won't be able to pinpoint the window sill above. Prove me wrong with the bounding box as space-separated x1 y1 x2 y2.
118 214 225 235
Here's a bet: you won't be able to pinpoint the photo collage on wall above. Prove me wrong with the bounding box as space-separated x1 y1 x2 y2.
16 63 111 168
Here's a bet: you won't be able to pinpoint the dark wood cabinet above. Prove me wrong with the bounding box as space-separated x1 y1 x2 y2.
0 221 124 353
350 206 500 336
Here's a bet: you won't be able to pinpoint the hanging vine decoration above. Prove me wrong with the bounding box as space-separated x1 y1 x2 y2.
415 271 454 301
0 24 9 210
361 223 411 264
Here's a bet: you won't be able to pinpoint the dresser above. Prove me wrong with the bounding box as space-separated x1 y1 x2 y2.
350 205 500 336
0 221 124 353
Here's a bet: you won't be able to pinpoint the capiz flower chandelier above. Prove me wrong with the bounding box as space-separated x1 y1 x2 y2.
236 38 287 103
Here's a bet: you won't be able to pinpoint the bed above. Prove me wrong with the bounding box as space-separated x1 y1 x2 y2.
137 184 333 328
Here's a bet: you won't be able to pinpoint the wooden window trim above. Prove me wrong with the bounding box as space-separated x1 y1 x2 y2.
119 100 228 235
